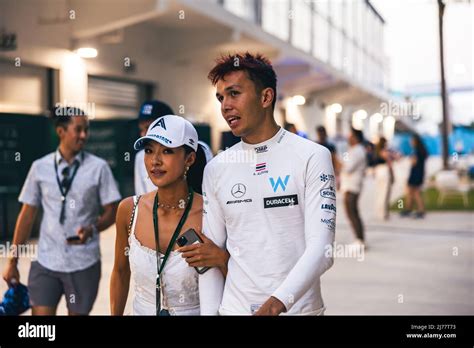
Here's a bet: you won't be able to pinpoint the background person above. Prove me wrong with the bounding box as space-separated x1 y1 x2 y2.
2 106 121 315
400 133 429 219
134 100 174 196
341 128 367 248
111 115 228 315
316 125 342 190
373 137 395 220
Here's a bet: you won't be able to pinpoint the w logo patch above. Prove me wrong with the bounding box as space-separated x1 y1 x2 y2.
269 175 290 192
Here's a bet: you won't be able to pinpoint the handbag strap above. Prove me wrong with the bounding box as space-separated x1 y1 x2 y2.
127 195 141 237
153 187 194 315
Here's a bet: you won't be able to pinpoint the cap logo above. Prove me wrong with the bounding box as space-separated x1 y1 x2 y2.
151 118 167 130
149 134 172 144
141 104 153 115
189 139 195 146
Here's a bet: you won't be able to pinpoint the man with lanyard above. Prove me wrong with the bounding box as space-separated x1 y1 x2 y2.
134 100 175 195
199 53 336 315
2 106 121 315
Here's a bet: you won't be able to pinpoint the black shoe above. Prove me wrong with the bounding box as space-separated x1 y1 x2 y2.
413 211 425 219
400 210 411 217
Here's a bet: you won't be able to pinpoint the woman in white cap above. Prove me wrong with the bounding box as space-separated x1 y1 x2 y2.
110 115 228 315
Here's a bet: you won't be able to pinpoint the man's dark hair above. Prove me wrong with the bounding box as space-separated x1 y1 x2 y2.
207 52 277 110
50 106 87 128
316 125 327 135
350 127 364 143
412 133 428 158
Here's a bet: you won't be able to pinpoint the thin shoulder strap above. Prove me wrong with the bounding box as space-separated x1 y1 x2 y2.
128 195 141 237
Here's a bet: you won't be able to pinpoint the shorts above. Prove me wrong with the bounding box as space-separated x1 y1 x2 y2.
28 260 101 314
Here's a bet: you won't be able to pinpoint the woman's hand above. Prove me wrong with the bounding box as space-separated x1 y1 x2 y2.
177 230 229 277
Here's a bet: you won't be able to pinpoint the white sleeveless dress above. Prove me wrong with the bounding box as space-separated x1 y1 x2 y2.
128 196 200 315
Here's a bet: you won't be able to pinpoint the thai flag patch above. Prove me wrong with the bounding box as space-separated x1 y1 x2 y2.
256 163 266 172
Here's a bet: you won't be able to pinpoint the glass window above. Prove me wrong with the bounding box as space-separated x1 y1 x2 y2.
363 3 371 54
331 28 343 70
313 12 329 62
343 36 353 76
292 0 311 52
355 0 365 50
223 0 257 22
367 9 375 57
376 19 384 58
262 0 290 41
330 0 343 30
88 77 149 119
344 0 354 38
357 46 365 81
314 0 329 18
0 61 48 115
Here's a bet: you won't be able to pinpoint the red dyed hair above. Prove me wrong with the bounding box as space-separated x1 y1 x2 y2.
208 52 277 110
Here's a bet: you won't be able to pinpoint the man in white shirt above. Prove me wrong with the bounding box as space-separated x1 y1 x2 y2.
134 100 174 195
340 128 367 246
2 107 121 315
198 53 335 315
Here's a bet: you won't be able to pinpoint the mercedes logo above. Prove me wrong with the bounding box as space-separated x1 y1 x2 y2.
231 183 246 198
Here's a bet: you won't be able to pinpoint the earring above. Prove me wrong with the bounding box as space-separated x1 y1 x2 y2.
183 166 189 180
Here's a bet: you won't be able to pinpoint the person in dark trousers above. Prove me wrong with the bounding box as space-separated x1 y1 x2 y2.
340 128 367 247
316 125 341 189
2 106 121 315
400 133 428 218
373 137 395 220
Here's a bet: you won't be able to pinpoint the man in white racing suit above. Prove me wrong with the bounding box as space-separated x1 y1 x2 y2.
199 53 336 315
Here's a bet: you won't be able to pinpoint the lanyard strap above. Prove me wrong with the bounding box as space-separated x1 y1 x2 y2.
54 153 80 224
152 187 194 315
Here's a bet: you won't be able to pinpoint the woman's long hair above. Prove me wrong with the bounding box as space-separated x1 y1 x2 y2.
375 137 387 158
412 133 428 158
184 144 208 194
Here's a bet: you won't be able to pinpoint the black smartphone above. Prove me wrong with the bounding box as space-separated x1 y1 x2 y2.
66 236 81 242
176 229 210 274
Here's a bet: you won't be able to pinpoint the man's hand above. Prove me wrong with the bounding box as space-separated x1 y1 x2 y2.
67 225 94 245
2 259 20 287
254 296 286 316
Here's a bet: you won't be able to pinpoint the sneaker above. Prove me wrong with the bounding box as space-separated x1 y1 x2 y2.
413 211 425 219
400 210 411 217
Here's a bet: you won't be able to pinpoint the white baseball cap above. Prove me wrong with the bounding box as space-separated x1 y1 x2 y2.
134 115 199 152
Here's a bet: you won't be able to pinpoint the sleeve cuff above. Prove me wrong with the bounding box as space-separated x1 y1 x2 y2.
271 288 293 312
18 198 40 207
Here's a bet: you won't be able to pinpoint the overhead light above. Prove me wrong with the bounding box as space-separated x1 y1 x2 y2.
75 47 98 58
292 95 306 106
330 103 342 113
371 113 383 123
352 115 364 130
354 109 368 119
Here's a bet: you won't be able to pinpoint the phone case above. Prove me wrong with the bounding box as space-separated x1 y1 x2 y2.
177 229 210 274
